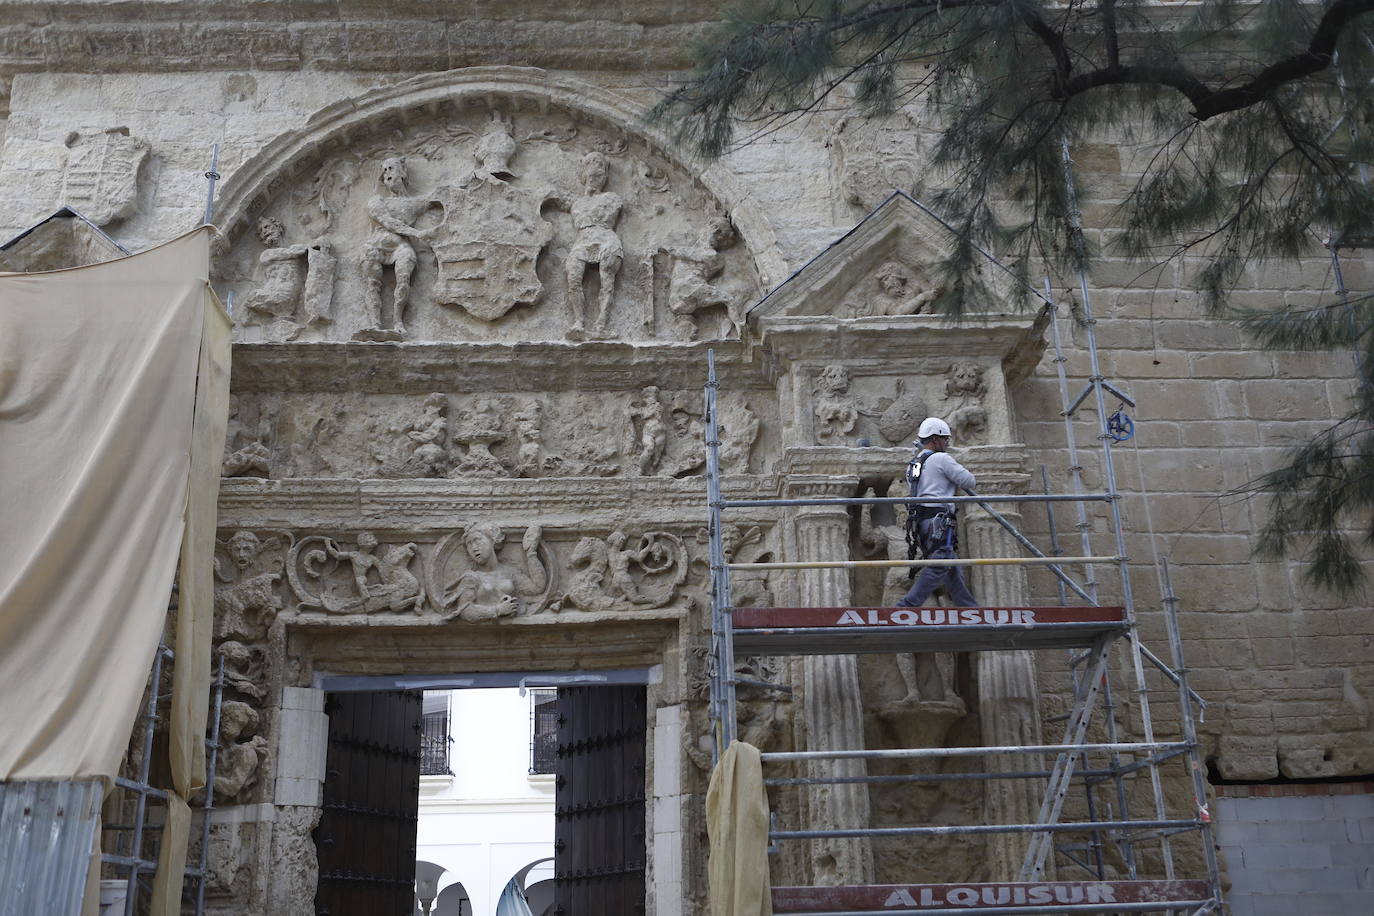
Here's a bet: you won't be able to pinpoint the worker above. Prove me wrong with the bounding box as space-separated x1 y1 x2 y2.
896 417 977 608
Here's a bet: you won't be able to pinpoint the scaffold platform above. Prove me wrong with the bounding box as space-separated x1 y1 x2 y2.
731 606 1127 654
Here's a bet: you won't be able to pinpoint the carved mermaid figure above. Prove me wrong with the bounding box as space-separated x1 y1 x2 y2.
447 522 547 621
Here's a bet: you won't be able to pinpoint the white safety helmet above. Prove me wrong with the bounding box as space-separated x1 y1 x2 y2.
917 417 952 440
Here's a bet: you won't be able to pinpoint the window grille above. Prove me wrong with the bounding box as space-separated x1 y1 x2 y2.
528 688 558 775
420 695 453 776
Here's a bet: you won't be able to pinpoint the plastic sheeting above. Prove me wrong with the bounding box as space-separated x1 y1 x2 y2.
707 741 773 916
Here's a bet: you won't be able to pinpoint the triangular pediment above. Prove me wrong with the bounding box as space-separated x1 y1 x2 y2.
0 207 129 272
747 191 1015 322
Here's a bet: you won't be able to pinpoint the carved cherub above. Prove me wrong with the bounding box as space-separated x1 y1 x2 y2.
407 393 449 477
445 523 547 622
326 532 426 614
209 702 269 804
563 151 624 339
627 385 668 475
356 157 436 341
812 365 858 444
668 217 742 340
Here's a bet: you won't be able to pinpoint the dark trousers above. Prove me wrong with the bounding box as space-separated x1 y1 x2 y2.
895 562 977 607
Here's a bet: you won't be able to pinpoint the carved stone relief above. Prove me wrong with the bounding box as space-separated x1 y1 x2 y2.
808 363 999 447
840 260 941 319
287 533 427 615
430 523 551 621
219 100 761 344
830 110 922 216
60 127 149 225
812 365 858 445
214 531 288 644
225 389 773 479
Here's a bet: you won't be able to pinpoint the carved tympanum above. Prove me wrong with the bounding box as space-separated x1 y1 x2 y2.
219 98 760 343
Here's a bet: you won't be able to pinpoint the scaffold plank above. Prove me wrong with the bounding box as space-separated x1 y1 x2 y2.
732 606 1126 654
771 880 1211 913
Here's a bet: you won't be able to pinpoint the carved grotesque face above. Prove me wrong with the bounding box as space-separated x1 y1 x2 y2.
580 153 609 192
357 531 379 552
947 362 986 397
227 531 262 570
818 365 850 395
220 701 259 743
380 158 407 193
256 218 284 247
672 410 691 436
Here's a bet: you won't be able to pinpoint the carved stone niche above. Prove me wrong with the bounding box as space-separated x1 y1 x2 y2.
212 70 782 346
745 193 1046 451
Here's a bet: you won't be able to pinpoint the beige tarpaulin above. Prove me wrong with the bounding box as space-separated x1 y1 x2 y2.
706 741 773 916
0 227 229 910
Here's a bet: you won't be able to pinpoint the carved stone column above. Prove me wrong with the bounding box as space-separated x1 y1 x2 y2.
787 475 874 885
964 506 1045 880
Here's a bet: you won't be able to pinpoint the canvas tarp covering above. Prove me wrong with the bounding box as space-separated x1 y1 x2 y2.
0 227 229 910
706 741 773 916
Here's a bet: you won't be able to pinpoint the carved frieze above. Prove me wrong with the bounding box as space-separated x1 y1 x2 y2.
218 97 761 344
807 363 999 448
223 388 772 480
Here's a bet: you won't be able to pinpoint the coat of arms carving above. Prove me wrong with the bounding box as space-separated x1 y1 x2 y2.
61 128 150 225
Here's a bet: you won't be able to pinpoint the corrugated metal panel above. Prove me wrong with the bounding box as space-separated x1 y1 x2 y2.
0 779 103 916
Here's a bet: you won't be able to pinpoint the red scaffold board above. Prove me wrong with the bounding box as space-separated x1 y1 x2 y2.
733 606 1124 628
772 880 1211 912
729 607 1126 654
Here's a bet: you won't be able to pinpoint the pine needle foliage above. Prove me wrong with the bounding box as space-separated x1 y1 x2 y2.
652 0 1374 592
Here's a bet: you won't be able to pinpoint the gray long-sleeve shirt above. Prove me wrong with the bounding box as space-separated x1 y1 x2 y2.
909 450 976 511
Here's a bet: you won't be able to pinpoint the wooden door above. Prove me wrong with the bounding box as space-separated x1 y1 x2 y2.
552 686 647 915
314 690 422 916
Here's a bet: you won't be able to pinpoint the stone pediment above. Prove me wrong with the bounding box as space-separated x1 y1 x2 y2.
746 191 1018 325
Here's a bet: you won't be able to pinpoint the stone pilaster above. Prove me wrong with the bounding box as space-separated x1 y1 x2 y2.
787 475 875 886
964 507 1045 880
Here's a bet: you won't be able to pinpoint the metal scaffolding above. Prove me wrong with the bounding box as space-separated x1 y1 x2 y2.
701 178 1224 911
100 636 225 916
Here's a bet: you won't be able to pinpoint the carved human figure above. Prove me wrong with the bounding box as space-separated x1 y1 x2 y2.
326 532 426 614
240 217 335 337
217 641 267 703
222 402 273 478
211 701 269 804
870 261 940 317
356 157 432 341
213 531 285 643
512 399 543 478
668 217 741 340
564 151 624 339
859 486 961 708
718 399 760 474
447 523 547 621
665 407 706 478
627 385 668 475
812 365 858 444
472 112 518 184
408 393 450 477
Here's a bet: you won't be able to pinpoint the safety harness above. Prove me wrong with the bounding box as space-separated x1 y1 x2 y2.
904 448 957 577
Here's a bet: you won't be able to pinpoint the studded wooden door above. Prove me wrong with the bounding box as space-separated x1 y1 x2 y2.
553 686 647 915
314 690 422 916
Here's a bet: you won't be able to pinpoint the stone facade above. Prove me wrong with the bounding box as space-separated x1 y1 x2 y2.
2 5 1371 913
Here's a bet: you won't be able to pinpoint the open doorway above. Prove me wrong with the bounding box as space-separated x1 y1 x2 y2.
313 682 647 916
